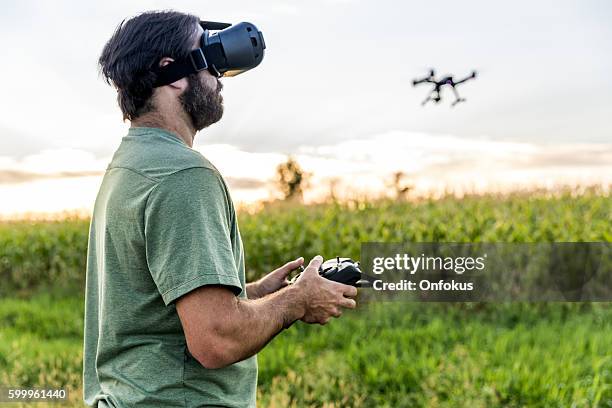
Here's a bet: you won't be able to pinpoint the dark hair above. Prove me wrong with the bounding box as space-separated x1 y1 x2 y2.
99 10 199 120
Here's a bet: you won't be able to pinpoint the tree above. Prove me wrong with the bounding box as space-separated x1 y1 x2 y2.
388 171 413 201
275 156 309 201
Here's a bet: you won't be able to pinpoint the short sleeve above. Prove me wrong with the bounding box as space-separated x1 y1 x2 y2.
144 167 242 305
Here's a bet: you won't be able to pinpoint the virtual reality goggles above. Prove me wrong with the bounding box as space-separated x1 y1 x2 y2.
154 21 265 87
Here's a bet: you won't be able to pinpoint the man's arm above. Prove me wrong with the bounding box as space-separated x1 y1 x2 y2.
176 256 357 369
177 283 303 369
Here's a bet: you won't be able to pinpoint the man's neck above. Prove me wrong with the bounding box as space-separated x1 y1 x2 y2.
131 111 196 148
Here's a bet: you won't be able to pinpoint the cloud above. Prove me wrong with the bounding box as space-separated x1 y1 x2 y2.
0 126 48 158
1 0 611 164
0 148 110 187
194 143 286 181
224 177 268 189
522 145 612 168
0 131 609 215
291 131 612 200
0 169 104 184
0 148 110 173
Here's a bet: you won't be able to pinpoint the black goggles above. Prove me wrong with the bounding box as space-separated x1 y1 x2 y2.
153 21 266 87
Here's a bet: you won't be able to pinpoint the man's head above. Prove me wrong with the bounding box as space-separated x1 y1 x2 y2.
99 10 223 131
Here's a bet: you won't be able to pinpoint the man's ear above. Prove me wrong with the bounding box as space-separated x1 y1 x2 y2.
158 57 188 91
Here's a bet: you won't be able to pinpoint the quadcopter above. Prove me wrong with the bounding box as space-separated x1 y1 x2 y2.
412 69 477 107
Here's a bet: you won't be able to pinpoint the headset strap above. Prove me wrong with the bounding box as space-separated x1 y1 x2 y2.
153 48 208 87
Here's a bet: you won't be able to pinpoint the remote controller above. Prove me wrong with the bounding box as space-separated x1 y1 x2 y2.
290 257 372 287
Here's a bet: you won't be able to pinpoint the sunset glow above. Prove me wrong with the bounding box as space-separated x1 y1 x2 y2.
1 132 609 219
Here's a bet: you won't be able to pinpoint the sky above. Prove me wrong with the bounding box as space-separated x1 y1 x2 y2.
0 0 610 217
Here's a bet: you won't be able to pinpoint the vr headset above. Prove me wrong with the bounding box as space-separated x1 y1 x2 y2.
154 21 265 87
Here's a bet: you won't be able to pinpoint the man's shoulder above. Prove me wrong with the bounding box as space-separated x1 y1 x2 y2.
108 129 219 183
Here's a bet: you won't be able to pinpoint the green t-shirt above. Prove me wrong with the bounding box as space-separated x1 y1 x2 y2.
83 127 257 408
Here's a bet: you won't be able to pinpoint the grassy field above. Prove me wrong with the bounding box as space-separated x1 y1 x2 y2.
0 189 610 407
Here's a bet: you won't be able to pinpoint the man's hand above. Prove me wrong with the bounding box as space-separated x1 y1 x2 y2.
247 257 304 299
293 255 358 325
176 255 357 369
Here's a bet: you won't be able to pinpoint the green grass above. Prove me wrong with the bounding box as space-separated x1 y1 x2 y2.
258 302 611 407
0 189 610 407
1 188 610 294
0 294 83 407
0 295 610 407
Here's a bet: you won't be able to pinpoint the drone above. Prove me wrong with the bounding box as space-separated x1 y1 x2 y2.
412 69 477 107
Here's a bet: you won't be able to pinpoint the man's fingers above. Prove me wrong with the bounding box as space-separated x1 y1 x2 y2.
274 257 304 277
283 257 304 271
338 297 357 309
342 284 358 298
303 255 323 274
329 281 358 297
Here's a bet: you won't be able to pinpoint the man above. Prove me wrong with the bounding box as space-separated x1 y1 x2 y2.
83 10 358 408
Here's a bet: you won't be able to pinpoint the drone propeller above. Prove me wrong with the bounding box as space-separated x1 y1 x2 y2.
452 70 479 86
421 68 436 79
412 68 437 86
467 69 482 78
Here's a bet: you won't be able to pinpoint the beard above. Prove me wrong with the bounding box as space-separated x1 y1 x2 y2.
179 73 224 131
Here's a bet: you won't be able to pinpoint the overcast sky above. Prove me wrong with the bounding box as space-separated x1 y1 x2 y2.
0 0 610 215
